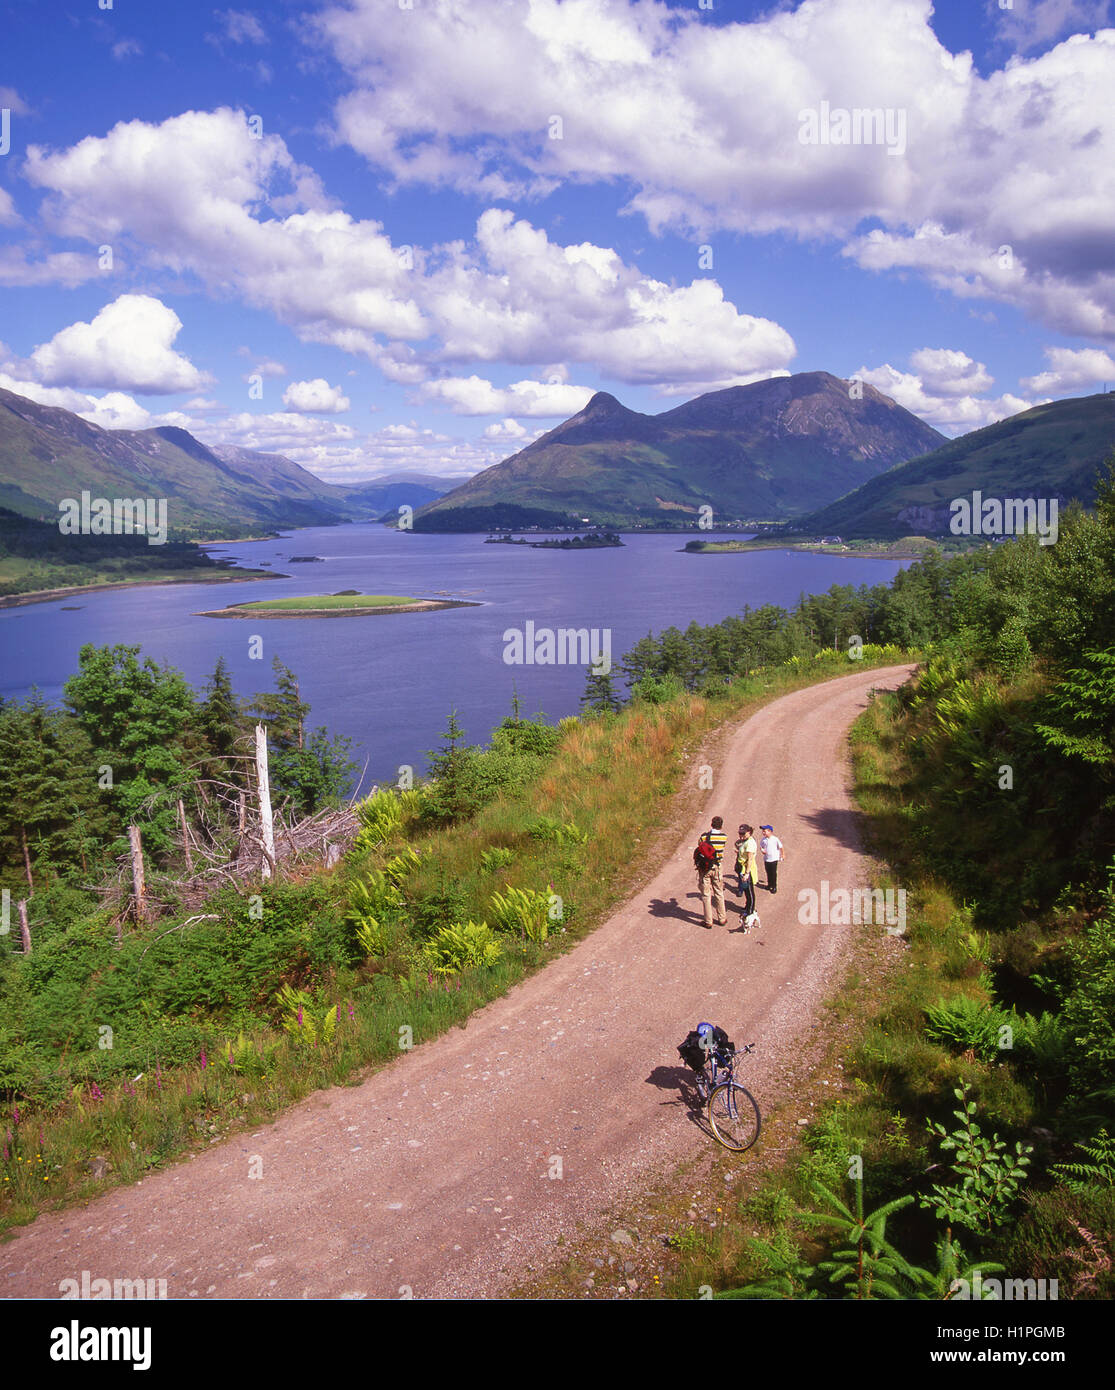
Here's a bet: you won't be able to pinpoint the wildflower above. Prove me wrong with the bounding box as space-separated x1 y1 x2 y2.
200 1049 208 1069
347 1002 355 1021
90 1083 104 1102
336 1003 342 1024
297 1005 304 1028
12 1106 19 1126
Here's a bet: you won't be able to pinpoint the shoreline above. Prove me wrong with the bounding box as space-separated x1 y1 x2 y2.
682 539 942 559
196 597 481 619
0 569 283 610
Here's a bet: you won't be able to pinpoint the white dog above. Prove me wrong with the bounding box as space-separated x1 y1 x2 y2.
744 912 760 932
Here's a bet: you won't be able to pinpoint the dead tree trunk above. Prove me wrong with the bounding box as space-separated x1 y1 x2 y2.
177 799 194 875
17 899 31 955
128 823 148 926
255 724 275 881
20 827 33 894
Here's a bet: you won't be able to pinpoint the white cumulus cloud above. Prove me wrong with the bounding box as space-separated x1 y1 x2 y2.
21 109 796 395
419 374 594 417
282 378 352 413
313 0 1115 341
27 295 211 393
1021 345 1115 392
854 360 1042 435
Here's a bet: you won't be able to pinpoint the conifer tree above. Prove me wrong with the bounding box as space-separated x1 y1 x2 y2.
580 669 622 714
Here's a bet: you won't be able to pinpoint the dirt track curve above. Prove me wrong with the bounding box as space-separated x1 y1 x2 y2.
1 663 915 1300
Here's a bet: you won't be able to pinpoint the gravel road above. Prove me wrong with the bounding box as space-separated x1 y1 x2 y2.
0 663 915 1300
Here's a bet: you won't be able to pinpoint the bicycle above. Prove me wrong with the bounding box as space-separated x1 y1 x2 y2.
693 1044 761 1153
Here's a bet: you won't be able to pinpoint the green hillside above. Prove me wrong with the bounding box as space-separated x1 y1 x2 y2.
790 392 1115 538
413 372 946 530
0 388 352 539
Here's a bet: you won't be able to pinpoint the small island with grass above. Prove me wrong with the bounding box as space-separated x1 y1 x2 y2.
197 590 480 619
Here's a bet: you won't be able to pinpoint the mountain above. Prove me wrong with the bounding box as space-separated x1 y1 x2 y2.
0 388 350 537
787 392 1115 538
412 372 946 530
0 388 460 539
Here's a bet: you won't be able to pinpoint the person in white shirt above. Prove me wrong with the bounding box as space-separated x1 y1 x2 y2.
759 824 785 894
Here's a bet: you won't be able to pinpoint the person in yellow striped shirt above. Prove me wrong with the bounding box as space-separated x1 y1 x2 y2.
697 815 728 928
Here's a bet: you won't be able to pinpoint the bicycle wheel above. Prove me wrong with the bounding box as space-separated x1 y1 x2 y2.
708 1082 761 1152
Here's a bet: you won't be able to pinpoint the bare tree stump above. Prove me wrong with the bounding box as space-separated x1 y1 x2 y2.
255 724 275 881
177 799 194 875
129 823 148 925
17 899 31 955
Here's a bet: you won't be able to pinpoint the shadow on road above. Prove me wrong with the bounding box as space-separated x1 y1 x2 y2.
647 895 705 924
796 805 863 854
645 1065 719 1140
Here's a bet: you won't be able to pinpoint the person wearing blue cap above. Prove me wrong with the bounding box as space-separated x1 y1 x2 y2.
759 824 784 894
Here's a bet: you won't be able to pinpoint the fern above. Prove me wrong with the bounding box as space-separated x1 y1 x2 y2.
422 920 503 974
489 885 551 941
1053 1129 1115 1193
383 846 422 886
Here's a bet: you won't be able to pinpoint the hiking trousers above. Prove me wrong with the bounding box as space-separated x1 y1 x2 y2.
700 864 726 926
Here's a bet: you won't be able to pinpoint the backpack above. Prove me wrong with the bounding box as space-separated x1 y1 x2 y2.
678 1023 734 1072
693 836 717 871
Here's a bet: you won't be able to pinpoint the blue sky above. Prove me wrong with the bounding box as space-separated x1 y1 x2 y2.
1 0 1113 483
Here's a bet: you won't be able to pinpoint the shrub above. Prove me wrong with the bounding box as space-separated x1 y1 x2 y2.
489 885 551 942
479 846 515 874
630 674 685 705
924 995 1017 1061
421 921 503 975
527 816 587 845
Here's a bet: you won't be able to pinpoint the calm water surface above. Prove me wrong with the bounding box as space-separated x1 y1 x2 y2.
0 526 910 783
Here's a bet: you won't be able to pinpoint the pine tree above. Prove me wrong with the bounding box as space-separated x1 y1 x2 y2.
198 656 243 761
0 694 113 891
63 643 197 858
580 669 622 714
248 658 310 751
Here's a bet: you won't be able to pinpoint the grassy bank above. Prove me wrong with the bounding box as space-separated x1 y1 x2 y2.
0 646 911 1235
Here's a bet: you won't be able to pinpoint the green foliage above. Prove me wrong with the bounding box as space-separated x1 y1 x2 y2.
920 1085 1033 1234
421 921 503 975
924 995 1017 1061
526 816 587 845
250 658 356 816
1053 1129 1115 1194
1035 648 1115 772
479 846 515 874
629 673 686 704
382 847 423 886
580 669 623 713
347 872 403 928
354 786 424 848
1049 885 1115 1088
421 709 561 825
489 885 551 942
275 984 340 1047
63 643 197 857
0 694 114 893
354 916 390 958
725 1179 1005 1300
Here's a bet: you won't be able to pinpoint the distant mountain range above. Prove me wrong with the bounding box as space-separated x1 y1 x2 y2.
0 387 461 538
3 376 1111 551
787 392 1115 538
412 371 947 530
